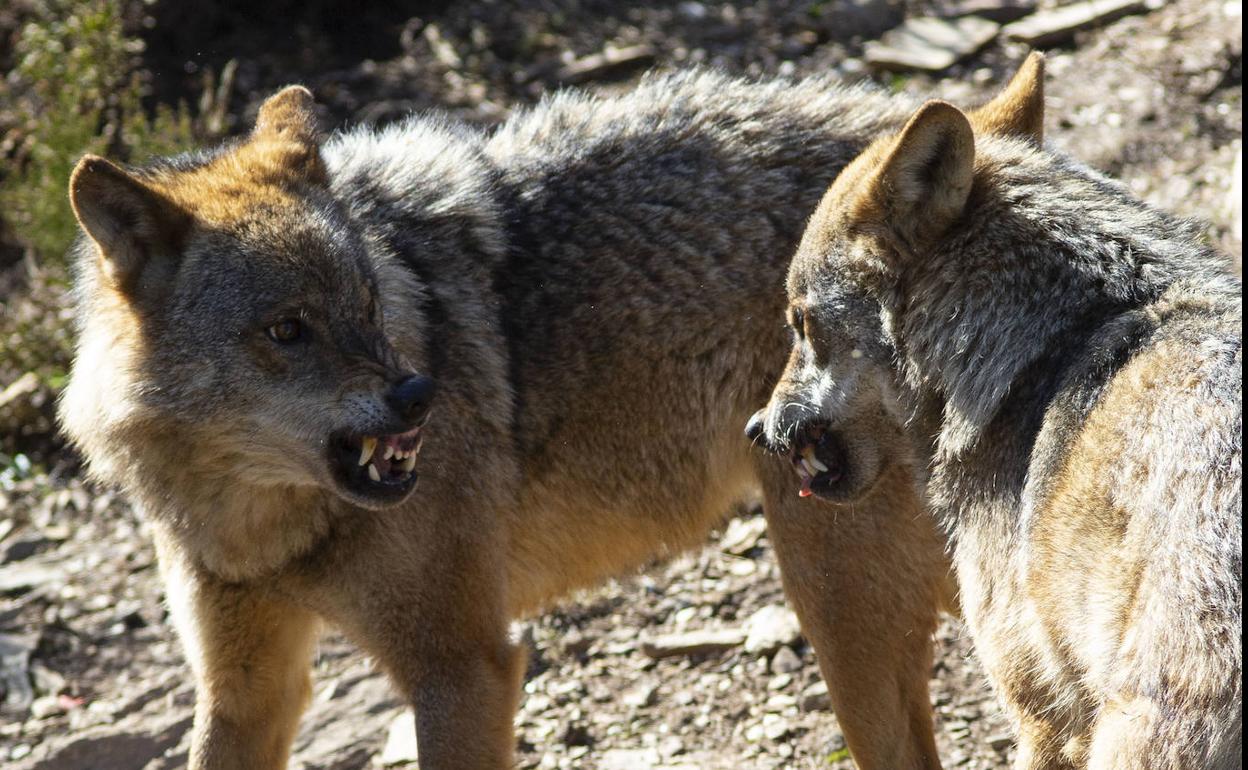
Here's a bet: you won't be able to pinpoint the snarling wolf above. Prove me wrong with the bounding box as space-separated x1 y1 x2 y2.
60 72 957 768
752 54 1242 768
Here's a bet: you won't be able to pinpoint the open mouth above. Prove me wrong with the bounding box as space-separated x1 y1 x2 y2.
791 422 848 498
329 422 425 503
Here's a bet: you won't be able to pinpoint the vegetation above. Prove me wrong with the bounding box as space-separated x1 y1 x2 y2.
0 0 196 470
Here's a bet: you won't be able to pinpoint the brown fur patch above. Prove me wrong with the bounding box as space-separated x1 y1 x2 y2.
145 138 323 227
968 52 1045 142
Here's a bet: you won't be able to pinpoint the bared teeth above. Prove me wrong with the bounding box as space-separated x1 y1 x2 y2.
384 443 395 461
801 445 829 473
367 463 381 483
401 454 416 472
359 437 377 466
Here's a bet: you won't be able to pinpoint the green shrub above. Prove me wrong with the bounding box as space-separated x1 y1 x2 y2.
1 0 195 270
0 0 196 459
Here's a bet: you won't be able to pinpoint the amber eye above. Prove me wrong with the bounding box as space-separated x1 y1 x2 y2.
267 318 303 344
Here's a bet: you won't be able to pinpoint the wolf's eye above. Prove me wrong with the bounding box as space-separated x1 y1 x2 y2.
267 318 303 344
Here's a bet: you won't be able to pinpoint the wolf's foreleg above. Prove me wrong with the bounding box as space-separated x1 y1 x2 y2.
398 640 527 769
157 537 320 770
757 459 951 770
327 521 525 770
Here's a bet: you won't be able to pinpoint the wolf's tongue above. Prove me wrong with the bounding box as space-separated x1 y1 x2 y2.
799 477 813 498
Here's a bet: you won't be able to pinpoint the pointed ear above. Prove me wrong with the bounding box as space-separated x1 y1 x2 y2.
255 85 320 145
854 100 975 251
69 155 190 297
252 85 325 182
969 52 1045 143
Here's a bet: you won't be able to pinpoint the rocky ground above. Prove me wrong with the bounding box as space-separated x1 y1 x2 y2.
0 0 1240 768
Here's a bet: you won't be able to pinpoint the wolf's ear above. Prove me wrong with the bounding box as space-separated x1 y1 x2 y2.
969 52 1044 143
253 85 325 181
255 85 319 144
854 100 975 252
69 155 190 297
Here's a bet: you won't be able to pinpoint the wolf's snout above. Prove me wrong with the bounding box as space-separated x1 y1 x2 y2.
387 375 438 423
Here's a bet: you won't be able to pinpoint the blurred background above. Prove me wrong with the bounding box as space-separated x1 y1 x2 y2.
0 1 1240 768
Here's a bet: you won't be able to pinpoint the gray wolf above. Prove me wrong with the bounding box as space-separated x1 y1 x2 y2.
61 72 955 768
751 54 1242 768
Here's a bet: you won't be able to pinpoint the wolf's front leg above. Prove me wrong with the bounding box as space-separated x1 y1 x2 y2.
334 527 526 769
758 459 952 770
158 543 320 770
401 640 527 769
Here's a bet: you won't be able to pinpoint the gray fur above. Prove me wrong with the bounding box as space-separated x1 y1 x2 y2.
760 112 1242 767
61 71 957 769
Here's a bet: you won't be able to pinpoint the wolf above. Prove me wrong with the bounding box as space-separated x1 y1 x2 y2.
59 72 960 768
750 54 1243 768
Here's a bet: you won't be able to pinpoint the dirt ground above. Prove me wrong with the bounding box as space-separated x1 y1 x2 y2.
0 0 1240 768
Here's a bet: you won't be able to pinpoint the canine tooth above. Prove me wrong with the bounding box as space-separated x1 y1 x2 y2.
402 455 417 472
809 455 829 473
800 457 817 476
368 463 381 483
358 437 377 466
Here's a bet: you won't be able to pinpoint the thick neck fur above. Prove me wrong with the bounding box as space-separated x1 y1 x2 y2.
891 137 1240 466
60 275 335 580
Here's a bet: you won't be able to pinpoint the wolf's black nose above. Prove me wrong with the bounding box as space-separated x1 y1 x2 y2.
744 409 767 445
387 375 438 423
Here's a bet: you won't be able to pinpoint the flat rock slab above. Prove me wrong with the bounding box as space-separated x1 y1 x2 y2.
866 16 1000 72
941 0 1038 23
1003 0 1149 46
640 628 746 659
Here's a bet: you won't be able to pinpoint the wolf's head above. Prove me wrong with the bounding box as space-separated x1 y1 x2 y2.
748 54 1047 501
61 87 438 512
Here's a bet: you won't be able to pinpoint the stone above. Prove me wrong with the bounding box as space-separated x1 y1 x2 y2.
0 561 61 596
0 632 36 709
941 0 1037 23
2 535 56 564
743 605 802 655
600 748 661 769
657 734 685 759
640 628 746 659
1003 0 1148 46
865 16 1000 72
555 44 657 84
764 693 797 712
30 693 67 719
379 712 419 766
800 680 831 712
988 732 1015 751
762 713 791 740
622 682 657 708
770 645 803 674
719 516 767 556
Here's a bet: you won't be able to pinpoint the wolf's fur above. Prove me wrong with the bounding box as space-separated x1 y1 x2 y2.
756 55 1243 768
60 73 960 768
